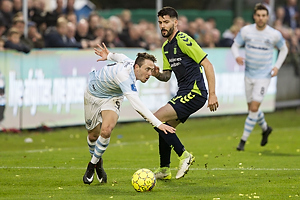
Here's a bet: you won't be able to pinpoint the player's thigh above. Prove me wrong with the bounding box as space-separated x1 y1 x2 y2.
154 103 178 123
167 119 181 128
252 78 271 103
100 110 119 138
244 76 254 103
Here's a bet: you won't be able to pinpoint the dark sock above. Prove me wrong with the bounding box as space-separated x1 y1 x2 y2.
158 133 171 167
154 122 185 157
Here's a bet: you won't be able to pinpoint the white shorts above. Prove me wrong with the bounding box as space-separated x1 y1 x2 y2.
84 88 124 131
244 76 271 103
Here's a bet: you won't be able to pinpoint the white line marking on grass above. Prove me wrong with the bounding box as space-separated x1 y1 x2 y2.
24 140 159 153
1 166 300 171
192 168 300 171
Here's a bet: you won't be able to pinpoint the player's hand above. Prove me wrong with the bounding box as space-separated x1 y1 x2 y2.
157 123 176 134
207 94 219 112
236 57 244 66
271 67 278 77
94 43 110 62
152 65 160 78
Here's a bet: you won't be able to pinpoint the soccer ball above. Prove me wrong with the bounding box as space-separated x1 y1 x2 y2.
131 168 156 192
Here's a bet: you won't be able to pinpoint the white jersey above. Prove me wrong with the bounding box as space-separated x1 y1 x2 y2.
87 52 162 128
88 54 136 98
233 24 286 79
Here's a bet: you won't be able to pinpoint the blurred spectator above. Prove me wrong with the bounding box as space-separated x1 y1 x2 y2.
103 27 125 48
194 17 206 35
219 24 240 47
283 0 300 29
0 19 6 38
66 22 76 43
233 16 245 29
108 15 123 34
0 0 14 32
11 17 33 49
27 21 44 48
45 0 64 27
220 17 244 47
31 0 48 34
4 27 30 53
275 6 286 24
87 12 102 39
75 18 91 41
27 0 35 19
75 18 100 48
44 17 86 48
12 0 22 16
92 25 105 43
178 15 189 32
142 29 160 50
14 11 23 20
263 0 276 25
211 28 221 47
64 0 80 21
198 30 216 48
289 32 300 76
119 9 132 31
187 21 199 39
119 24 145 48
66 12 77 25
206 17 217 29
0 4 299 63
54 0 64 16
0 38 4 51
66 21 87 48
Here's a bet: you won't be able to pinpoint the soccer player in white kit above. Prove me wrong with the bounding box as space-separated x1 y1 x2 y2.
83 43 176 184
231 3 288 151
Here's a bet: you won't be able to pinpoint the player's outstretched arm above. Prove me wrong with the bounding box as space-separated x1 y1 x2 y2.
94 43 110 62
125 93 176 134
201 58 219 112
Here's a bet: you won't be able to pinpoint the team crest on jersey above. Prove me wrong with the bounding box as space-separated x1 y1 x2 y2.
265 39 272 46
131 84 137 91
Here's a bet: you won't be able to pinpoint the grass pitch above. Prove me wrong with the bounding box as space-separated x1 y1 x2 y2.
0 108 299 200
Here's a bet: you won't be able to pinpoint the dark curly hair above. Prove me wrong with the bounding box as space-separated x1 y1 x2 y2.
157 6 178 19
134 53 157 67
254 3 269 15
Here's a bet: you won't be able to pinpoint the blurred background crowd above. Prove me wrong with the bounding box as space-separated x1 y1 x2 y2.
0 0 300 75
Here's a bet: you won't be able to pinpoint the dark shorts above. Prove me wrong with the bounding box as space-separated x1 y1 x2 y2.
168 91 207 123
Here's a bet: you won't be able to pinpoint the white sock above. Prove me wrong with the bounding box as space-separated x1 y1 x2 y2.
257 110 268 131
87 136 96 156
241 111 258 141
91 136 110 164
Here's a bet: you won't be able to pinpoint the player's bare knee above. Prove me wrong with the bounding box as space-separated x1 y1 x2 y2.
88 132 99 142
249 106 259 112
100 126 113 138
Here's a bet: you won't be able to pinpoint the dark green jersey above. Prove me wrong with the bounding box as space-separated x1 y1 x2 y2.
162 31 208 97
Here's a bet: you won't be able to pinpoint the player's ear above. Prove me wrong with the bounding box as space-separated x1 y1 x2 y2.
174 18 178 27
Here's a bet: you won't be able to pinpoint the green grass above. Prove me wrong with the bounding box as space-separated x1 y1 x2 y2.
0 108 300 200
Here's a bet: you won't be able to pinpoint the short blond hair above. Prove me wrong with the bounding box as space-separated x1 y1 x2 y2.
56 17 68 27
7 27 20 37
